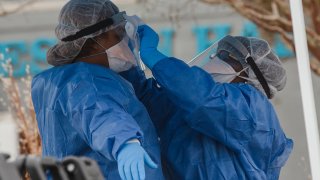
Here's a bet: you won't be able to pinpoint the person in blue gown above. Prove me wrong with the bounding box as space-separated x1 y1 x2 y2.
31 1 164 180
120 25 293 180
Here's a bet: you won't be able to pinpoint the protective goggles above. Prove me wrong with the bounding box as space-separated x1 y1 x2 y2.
188 35 271 99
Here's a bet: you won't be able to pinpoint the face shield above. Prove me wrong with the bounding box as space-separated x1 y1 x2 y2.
61 11 146 71
124 15 146 70
188 37 222 68
188 35 272 99
187 41 247 83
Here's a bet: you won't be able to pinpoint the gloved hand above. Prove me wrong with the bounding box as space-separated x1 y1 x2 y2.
117 142 158 180
137 25 167 69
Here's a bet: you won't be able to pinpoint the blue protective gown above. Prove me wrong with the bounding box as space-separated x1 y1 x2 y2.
31 62 164 180
120 58 293 180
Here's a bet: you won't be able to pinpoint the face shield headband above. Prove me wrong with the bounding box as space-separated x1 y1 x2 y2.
222 35 272 99
61 11 127 42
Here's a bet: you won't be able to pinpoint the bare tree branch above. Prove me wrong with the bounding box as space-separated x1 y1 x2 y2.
200 0 224 4
309 0 320 34
199 0 320 75
311 58 320 74
0 0 39 16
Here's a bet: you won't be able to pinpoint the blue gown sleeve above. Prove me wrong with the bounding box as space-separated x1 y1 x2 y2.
119 67 177 132
67 74 143 161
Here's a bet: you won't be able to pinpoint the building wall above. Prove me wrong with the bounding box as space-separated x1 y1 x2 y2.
0 0 318 179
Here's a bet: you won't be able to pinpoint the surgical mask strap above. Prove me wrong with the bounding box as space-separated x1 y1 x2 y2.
76 38 107 61
78 51 106 60
238 73 259 84
236 66 249 76
92 38 107 49
74 38 106 60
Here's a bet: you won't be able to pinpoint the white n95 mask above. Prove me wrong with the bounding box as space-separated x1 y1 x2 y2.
106 37 137 72
93 36 137 72
203 54 249 83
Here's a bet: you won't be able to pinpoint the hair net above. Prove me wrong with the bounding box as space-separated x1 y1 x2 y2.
217 36 287 98
47 0 125 66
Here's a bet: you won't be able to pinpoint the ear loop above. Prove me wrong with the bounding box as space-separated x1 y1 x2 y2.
76 38 107 60
223 50 250 80
92 37 107 49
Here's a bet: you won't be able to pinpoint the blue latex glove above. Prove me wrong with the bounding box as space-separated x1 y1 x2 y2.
137 25 167 69
117 142 158 180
